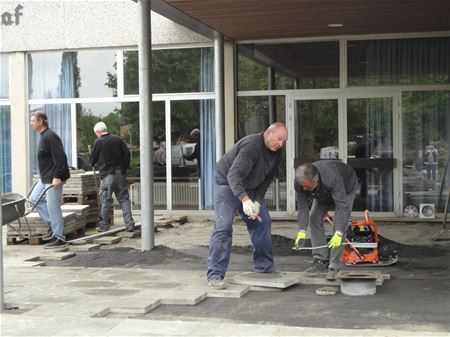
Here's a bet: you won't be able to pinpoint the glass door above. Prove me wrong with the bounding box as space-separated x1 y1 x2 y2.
346 97 394 212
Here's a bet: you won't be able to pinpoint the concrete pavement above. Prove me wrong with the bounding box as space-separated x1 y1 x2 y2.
1 218 449 336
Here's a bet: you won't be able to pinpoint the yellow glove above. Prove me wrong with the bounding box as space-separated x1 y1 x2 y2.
328 231 343 249
294 230 306 248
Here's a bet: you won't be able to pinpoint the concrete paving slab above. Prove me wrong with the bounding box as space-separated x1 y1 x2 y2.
69 243 101 251
38 252 76 261
116 281 184 290
156 289 208 305
64 280 120 288
207 284 250 298
107 318 199 336
82 288 140 297
22 302 111 317
118 230 141 238
106 298 161 314
249 285 283 292
93 236 122 245
231 271 298 289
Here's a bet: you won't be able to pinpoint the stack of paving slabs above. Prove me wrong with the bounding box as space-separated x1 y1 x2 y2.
61 204 90 229
63 170 99 195
7 212 78 237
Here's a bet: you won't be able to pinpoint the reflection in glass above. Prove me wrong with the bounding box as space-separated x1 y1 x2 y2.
1 106 11 192
28 50 116 100
78 50 117 97
348 37 450 86
29 104 72 182
1 54 9 99
123 48 214 95
402 91 450 214
347 98 393 212
238 41 339 91
295 99 338 162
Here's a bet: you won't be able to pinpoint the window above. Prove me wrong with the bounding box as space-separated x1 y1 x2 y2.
402 91 450 214
348 37 450 86
1 54 11 192
237 41 340 91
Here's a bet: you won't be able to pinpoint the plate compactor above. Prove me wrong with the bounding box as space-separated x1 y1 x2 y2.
325 211 398 267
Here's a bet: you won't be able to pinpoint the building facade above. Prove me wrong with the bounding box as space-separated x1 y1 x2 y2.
1 1 449 218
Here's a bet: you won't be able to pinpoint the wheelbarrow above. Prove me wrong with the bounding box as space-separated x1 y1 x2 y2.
1 181 53 239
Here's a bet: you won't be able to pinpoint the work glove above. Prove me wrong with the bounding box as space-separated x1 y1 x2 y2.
252 201 261 217
242 199 257 220
294 230 306 248
328 231 343 249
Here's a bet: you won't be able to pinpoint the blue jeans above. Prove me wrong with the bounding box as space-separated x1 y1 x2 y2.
99 169 134 229
29 180 65 241
207 173 275 281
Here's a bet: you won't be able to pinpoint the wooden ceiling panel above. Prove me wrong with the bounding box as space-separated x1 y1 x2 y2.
162 0 450 40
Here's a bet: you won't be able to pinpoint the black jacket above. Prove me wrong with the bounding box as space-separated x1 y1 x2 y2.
90 134 131 179
215 133 282 202
38 128 70 184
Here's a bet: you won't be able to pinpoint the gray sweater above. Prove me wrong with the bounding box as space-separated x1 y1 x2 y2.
295 160 357 233
216 133 282 202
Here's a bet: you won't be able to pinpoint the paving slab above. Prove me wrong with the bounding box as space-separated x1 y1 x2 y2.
150 288 208 305
69 243 102 251
93 236 122 245
37 251 76 261
230 271 298 289
207 284 250 298
106 298 161 314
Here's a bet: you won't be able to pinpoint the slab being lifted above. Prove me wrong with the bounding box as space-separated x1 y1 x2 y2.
230 272 298 289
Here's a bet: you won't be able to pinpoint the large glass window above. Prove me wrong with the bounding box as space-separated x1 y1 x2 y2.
28 51 116 99
402 91 450 215
1 106 11 193
237 41 340 91
1 54 9 99
348 37 450 86
123 48 214 95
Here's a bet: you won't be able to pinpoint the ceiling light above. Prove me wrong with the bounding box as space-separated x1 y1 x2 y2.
328 23 343 28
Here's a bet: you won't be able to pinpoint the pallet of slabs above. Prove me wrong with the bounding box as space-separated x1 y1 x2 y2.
6 212 78 244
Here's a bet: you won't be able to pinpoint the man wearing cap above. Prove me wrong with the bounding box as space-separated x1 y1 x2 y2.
90 122 135 232
29 111 70 248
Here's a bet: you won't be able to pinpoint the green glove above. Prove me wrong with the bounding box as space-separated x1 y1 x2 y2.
328 231 343 249
294 230 306 247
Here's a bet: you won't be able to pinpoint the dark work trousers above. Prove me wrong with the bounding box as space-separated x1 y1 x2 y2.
99 169 135 229
207 173 275 281
309 186 357 270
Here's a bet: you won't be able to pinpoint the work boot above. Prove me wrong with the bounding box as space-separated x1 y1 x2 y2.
304 259 329 277
44 238 67 249
96 225 109 233
326 267 338 281
208 279 227 290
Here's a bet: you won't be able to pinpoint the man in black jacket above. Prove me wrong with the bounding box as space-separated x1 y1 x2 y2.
294 161 357 281
30 111 70 248
90 122 135 232
207 122 288 290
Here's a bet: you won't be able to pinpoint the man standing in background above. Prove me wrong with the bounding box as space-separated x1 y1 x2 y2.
30 111 70 248
90 122 135 232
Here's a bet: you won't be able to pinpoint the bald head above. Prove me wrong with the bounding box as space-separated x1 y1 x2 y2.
263 122 288 152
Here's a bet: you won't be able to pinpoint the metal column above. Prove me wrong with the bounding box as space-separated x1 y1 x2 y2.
0 171 4 311
138 0 154 250
214 35 225 160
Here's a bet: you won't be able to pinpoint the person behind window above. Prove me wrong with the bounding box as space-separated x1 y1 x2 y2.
183 128 201 174
154 141 166 166
425 143 438 180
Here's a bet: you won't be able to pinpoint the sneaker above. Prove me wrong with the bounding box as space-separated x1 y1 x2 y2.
44 239 67 249
304 259 329 277
42 230 53 241
326 267 338 281
125 224 135 232
96 226 109 233
208 279 227 290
